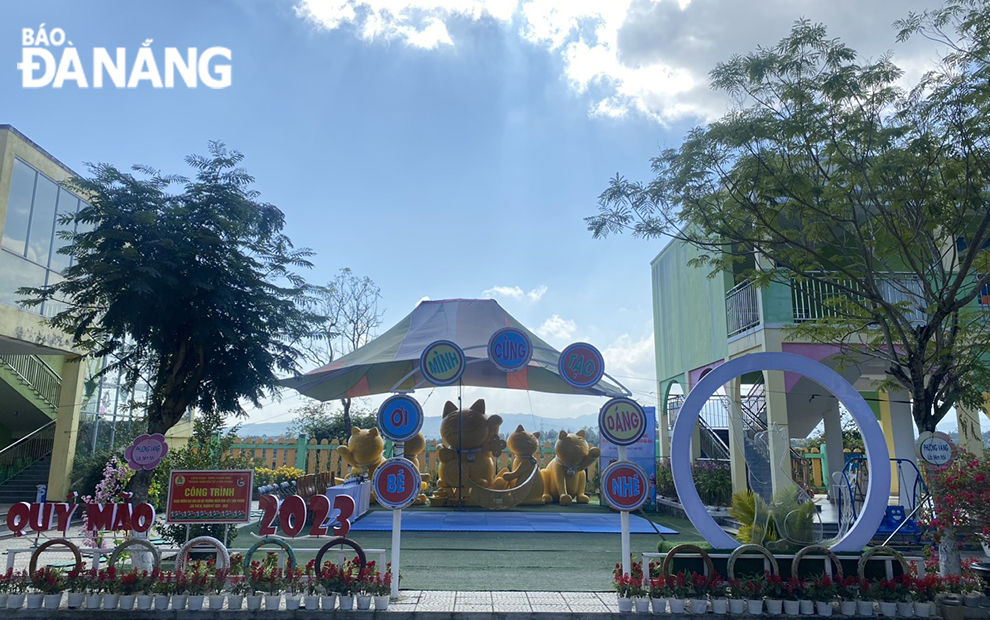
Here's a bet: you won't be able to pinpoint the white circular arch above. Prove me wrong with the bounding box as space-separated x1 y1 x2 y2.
671 352 891 552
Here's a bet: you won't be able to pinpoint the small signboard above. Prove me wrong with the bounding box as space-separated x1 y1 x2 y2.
601 461 649 512
372 458 422 510
599 398 647 446
916 431 954 468
420 340 466 386
377 394 424 442
124 433 169 471
166 470 253 523
558 342 605 389
487 327 533 373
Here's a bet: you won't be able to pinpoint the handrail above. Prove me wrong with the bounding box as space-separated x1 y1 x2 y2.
0 420 57 486
0 354 62 411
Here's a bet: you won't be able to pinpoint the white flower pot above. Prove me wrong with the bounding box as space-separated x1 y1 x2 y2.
690 598 708 614
228 594 244 610
44 593 64 609
963 594 981 608
154 594 171 610
102 594 119 609
669 598 687 614
246 595 262 610
304 595 320 610
0 595 7 608
26 593 44 609
800 599 815 614
321 594 337 610
617 596 634 613
85 594 102 609
784 600 801 615
339 594 354 610
8 594 25 609
766 599 783 615
817 601 833 616
637 597 653 613
375 595 390 610
880 601 898 617
285 595 302 610
356 595 372 610
712 598 728 614
914 602 932 617
210 594 226 609
187 595 204 611
857 601 875 615
137 595 153 610
840 601 857 615
67 592 85 609
119 594 135 610
729 598 746 614
265 594 281 610
172 594 187 609
652 597 667 613
748 599 764 615
897 602 914 617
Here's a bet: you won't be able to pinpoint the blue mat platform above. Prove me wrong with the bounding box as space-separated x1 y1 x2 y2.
350 510 676 534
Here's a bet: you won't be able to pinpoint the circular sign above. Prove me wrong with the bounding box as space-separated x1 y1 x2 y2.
420 340 466 386
372 458 422 510
599 398 647 446
377 395 424 442
601 460 649 512
123 433 169 471
558 342 605 389
487 327 533 373
916 431 954 468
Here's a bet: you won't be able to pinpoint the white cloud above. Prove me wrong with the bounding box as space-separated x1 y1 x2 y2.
483 284 547 301
601 332 655 403
536 314 576 340
295 0 947 124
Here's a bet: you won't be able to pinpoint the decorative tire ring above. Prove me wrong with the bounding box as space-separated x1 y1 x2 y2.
314 537 367 579
176 536 231 573
791 545 844 580
107 539 162 572
857 546 909 580
727 544 780 581
243 537 295 575
29 538 83 575
661 544 716 580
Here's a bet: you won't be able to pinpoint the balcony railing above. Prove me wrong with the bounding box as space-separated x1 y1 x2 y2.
791 273 926 324
0 354 62 411
726 280 761 337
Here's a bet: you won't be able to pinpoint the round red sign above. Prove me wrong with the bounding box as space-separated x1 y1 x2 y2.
600 461 649 512
558 342 605 389
372 458 422 510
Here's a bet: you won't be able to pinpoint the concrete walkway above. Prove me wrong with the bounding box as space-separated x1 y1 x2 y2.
389 591 617 613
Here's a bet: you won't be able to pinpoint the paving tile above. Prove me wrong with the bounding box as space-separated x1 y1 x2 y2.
530 604 569 613
455 605 494 612
493 604 533 611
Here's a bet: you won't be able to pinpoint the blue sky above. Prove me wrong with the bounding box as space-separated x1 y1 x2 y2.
2 0 957 430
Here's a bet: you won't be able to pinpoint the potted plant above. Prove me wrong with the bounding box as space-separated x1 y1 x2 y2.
737 574 764 615
808 574 837 617
185 562 212 611
710 573 729 614
83 569 102 610
209 568 230 609
373 572 392 610
247 561 268 610
876 579 900 617
302 560 321 610
912 574 941 618
894 575 915 617
284 566 304 610
338 565 356 611
228 575 250 610
783 577 803 615
263 565 284 611
152 570 175 610
687 571 709 614
0 568 10 609
7 570 27 610
961 575 983 608
118 568 142 610
65 569 87 609
318 561 340 610
613 572 637 613
727 579 746 614
28 566 65 609
172 571 189 610
797 579 814 615
763 573 784 615
668 572 689 614
649 575 669 614
838 576 859 616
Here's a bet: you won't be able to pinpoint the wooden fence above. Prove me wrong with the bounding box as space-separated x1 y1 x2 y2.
229 435 601 492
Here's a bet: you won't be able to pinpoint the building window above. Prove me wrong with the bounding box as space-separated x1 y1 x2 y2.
1 159 36 256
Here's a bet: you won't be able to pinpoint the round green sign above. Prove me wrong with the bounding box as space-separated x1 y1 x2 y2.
420 340 465 386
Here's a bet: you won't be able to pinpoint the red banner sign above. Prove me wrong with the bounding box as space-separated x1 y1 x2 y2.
166 470 253 523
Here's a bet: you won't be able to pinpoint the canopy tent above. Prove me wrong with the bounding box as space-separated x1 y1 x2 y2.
279 298 627 401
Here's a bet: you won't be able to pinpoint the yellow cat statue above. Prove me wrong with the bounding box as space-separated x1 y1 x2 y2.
542 429 600 505
432 399 504 507
492 425 546 505
336 426 385 481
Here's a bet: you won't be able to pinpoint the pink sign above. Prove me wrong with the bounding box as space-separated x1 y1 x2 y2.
124 433 169 471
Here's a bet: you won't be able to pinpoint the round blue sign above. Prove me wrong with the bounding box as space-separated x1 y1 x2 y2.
487 327 533 373
558 342 605 389
420 340 466 386
377 395 424 442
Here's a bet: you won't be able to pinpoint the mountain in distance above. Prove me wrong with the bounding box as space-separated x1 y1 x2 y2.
233 413 600 439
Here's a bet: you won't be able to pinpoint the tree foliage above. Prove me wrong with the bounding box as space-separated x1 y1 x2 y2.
286 400 377 443
23 142 321 501
587 6 990 432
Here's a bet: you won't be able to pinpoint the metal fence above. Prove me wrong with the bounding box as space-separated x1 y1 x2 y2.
726 280 761 336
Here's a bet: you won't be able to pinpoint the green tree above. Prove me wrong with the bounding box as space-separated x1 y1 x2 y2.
286 400 377 443
586 8 990 434
24 143 321 505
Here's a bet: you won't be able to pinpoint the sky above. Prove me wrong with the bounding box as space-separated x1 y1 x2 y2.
1 0 962 431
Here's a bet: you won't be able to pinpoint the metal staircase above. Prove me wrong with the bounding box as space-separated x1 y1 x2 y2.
0 354 62 416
